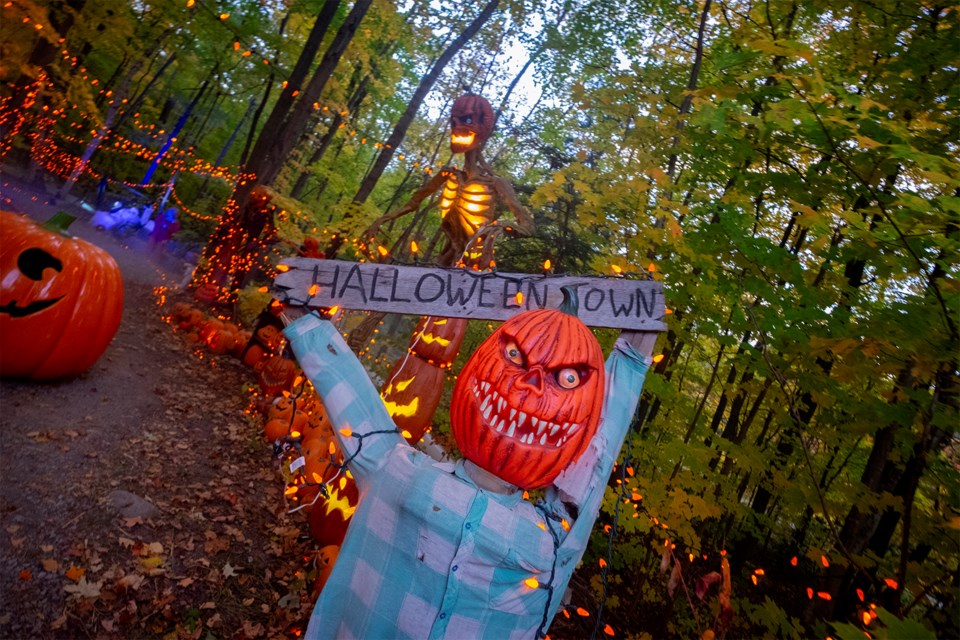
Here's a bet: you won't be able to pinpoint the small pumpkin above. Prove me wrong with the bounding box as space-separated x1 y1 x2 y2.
303 401 332 437
264 410 307 441
0 211 124 379
242 342 269 368
312 545 340 595
206 328 237 355
178 308 204 331
256 323 283 351
302 436 338 485
450 288 606 489
232 329 252 358
266 396 298 421
193 282 220 303
257 355 299 396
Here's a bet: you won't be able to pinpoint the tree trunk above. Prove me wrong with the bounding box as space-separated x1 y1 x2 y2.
243 1 341 190
289 64 374 200
254 0 372 190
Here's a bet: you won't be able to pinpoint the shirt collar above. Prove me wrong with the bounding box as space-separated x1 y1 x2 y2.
454 460 524 507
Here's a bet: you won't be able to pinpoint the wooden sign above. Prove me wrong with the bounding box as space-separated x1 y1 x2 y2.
274 258 666 331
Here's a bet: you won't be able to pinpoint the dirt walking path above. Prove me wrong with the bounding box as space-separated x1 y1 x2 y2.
0 182 315 639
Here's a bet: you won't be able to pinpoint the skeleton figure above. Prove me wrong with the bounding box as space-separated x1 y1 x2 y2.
364 93 534 267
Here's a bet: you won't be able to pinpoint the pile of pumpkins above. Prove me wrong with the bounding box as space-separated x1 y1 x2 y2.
167 301 358 592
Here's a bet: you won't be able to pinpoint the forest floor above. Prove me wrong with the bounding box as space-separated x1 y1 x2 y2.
0 177 317 639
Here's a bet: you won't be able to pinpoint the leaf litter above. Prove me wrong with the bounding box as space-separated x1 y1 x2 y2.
0 228 318 639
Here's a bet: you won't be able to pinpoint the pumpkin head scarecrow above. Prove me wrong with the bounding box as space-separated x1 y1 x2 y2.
283 288 652 640
0 211 123 379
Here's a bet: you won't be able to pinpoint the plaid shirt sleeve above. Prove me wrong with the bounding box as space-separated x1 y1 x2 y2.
544 337 650 622
284 313 405 487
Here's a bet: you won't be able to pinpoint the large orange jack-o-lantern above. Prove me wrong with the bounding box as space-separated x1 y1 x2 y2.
450 288 606 489
449 93 495 154
0 211 123 380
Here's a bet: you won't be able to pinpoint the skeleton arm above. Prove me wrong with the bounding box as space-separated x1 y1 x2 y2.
491 176 535 236
362 170 449 240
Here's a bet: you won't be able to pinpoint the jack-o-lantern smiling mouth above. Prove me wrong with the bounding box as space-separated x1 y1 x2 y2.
471 380 580 448
0 296 64 318
450 132 476 147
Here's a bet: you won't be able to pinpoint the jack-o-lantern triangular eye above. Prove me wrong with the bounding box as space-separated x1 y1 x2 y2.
17 248 62 281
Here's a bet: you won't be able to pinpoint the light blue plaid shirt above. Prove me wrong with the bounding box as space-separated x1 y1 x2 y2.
285 315 649 640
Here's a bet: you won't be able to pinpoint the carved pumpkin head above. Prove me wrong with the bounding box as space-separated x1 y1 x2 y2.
449 93 495 154
450 288 606 489
0 211 123 379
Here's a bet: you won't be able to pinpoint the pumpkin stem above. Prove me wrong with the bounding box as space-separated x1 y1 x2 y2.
559 285 580 317
42 211 77 236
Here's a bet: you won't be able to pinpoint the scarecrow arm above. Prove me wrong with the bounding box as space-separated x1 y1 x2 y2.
284 314 405 488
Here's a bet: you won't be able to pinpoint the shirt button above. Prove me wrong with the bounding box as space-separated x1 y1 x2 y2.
452 565 459 572
465 523 472 529
439 613 447 620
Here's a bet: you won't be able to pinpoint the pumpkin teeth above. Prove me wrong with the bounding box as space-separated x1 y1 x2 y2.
472 383 580 448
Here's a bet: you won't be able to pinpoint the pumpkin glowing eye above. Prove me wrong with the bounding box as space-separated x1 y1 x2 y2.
463 116 473 124
504 340 524 366
557 368 581 389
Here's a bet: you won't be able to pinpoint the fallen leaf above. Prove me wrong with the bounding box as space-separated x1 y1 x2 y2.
19 569 32 581
41 558 59 572
178 577 195 588
50 613 67 630
117 573 145 590
278 593 300 609
64 577 102 598
222 562 238 578
65 565 85 582
40 544 53 553
147 541 164 554
139 556 164 571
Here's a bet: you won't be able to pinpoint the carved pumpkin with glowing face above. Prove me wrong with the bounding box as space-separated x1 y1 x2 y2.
449 94 494 154
450 290 606 489
0 211 123 380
